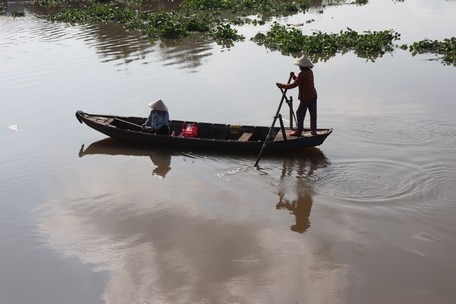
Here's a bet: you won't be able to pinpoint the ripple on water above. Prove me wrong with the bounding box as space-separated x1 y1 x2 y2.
316 158 436 205
338 117 456 153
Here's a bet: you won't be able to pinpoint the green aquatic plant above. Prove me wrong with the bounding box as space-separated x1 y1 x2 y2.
181 0 310 16
146 11 187 38
29 0 455 66
252 23 400 62
212 23 244 40
47 1 245 41
409 38 456 66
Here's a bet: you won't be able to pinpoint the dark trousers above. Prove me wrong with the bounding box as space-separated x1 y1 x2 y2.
296 98 317 132
156 125 170 135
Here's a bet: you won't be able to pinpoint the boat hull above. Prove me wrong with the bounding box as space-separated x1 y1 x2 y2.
76 110 332 153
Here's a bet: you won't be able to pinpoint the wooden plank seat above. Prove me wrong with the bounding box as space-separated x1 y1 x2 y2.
238 132 253 141
274 131 285 141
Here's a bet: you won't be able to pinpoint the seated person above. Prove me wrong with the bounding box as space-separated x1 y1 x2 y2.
142 99 170 135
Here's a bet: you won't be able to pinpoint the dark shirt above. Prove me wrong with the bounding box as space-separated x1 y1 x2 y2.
145 110 169 130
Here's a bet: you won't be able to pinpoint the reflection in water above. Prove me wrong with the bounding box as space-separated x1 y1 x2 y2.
2 0 24 14
157 36 214 70
21 5 215 70
83 24 214 70
87 23 155 65
78 139 330 233
39 143 342 303
79 138 172 178
149 153 171 178
274 149 329 233
276 188 313 233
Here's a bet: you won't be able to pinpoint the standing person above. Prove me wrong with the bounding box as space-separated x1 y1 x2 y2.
142 99 170 135
276 55 318 136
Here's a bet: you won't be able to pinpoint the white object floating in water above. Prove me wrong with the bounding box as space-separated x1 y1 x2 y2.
8 124 18 131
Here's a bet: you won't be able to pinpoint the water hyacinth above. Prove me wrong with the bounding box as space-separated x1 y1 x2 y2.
28 0 456 65
410 38 456 66
252 23 401 62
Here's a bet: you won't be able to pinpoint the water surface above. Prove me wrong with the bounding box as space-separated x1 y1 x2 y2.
1 0 456 303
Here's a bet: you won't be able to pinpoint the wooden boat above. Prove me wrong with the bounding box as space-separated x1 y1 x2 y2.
75 110 332 153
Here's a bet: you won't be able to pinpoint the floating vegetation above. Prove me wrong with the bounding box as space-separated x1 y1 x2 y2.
252 23 401 62
409 38 456 66
34 0 313 42
180 0 310 15
27 0 456 66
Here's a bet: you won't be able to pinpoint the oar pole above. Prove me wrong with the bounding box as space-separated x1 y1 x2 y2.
254 74 293 167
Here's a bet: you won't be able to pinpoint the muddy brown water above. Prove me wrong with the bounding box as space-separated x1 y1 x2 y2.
1 1 456 303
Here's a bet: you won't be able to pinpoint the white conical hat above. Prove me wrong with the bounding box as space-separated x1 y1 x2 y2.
148 99 168 111
293 55 314 68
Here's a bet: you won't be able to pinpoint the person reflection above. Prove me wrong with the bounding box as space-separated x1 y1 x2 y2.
149 151 171 178
275 149 328 233
276 188 313 233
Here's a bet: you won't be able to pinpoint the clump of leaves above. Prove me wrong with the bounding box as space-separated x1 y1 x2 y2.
146 11 187 38
409 38 456 66
252 23 400 62
212 23 244 40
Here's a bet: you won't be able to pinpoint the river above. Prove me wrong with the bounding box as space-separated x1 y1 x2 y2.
1 0 456 303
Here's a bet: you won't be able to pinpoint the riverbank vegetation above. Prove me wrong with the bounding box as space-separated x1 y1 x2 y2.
3 0 454 65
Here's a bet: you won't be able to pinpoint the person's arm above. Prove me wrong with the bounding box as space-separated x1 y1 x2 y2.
291 71 297 80
276 72 299 90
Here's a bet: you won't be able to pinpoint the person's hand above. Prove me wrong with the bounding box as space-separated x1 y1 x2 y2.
276 82 282 89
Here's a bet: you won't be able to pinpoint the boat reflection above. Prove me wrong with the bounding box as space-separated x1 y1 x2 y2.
274 148 329 233
79 138 173 178
63 139 335 302
79 137 329 233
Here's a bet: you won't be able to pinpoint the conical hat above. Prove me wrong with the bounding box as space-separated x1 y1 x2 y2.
293 55 314 68
148 99 168 111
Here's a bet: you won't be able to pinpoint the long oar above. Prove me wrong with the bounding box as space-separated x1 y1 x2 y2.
279 87 298 127
254 74 293 167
